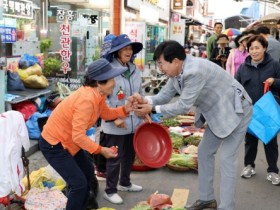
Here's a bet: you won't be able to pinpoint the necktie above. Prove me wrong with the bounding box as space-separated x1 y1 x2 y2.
177 75 182 89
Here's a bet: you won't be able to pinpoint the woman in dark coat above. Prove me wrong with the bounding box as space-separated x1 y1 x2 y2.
235 35 280 185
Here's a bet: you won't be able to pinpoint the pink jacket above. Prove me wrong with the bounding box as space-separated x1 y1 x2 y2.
226 48 248 77
226 49 237 77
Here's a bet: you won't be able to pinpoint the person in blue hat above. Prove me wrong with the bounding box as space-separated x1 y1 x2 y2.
100 34 144 204
39 58 135 210
94 33 116 179
100 33 116 59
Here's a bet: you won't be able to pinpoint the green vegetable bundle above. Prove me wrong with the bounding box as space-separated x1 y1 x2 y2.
131 204 151 210
170 132 184 149
168 153 198 170
161 118 180 127
183 135 202 146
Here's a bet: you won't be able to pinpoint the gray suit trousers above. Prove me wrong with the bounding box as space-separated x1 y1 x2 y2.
198 99 252 210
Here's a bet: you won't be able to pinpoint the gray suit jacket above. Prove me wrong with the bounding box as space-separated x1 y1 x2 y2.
150 55 252 138
267 37 280 63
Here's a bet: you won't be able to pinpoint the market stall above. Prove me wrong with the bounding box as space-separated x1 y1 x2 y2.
132 112 204 173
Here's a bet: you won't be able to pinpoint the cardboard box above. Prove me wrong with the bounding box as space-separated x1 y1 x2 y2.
171 188 189 208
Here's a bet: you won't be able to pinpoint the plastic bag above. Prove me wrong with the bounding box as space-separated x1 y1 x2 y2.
7 71 25 91
12 100 37 121
24 63 43 76
19 53 40 69
24 188 67 210
57 82 72 98
247 81 280 144
147 193 172 210
248 91 280 144
17 69 29 81
152 113 163 123
26 109 52 139
22 165 66 192
23 75 49 89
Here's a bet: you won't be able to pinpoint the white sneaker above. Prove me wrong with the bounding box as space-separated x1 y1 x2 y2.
267 172 280 185
117 183 143 192
103 193 123 204
241 165 256 178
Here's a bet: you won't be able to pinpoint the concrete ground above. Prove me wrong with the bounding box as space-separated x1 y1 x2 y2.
25 73 280 210
27 139 280 210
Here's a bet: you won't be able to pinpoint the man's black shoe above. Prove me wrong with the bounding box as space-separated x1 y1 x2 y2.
185 199 217 210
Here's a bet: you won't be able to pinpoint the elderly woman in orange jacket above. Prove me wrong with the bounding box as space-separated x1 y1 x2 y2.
39 58 134 210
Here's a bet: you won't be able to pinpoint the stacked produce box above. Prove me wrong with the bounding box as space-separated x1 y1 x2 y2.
163 113 204 172
132 112 204 172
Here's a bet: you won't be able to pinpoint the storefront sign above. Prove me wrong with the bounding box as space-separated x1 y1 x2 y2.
0 17 17 43
0 0 3 20
173 0 183 10
170 20 185 46
82 14 98 25
59 23 72 74
125 21 146 71
140 5 159 23
57 9 76 22
147 0 158 5
171 13 181 22
125 0 170 22
3 0 33 19
50 0 89 2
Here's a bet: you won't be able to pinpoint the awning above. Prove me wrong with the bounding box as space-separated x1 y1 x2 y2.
171 10 213 30
246 20 261 29
260 13 280 22
224 15 255 29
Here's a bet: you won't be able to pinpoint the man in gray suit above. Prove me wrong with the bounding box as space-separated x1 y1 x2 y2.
134 40 253 210
256 26 280 62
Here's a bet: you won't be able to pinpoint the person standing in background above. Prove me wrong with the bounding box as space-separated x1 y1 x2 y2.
101 34 144 205
150 34 158 53
256 26 280 62
210 34 231 69
236 35 280 185
199 30 207 44
277 19 280 40
226 34 250 77
206 22 223 59
228 36 236 49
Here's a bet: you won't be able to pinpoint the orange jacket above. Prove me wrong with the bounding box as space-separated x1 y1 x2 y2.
42 86 128 156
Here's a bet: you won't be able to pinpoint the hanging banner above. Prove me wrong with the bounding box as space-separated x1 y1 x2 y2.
3 0 33 19
56 9 76 23
172 13 181 22
125 21 146 71
0 0 3 20
59 23 72 74
0 17 17 43
57 9 75 74
173 0 183 10
170 19 185 46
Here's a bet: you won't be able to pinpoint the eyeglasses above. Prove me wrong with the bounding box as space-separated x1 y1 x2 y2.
156 59 172 68
156 61 163 68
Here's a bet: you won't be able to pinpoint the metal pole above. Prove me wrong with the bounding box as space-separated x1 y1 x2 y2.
0 68 5 114
264 0 267 16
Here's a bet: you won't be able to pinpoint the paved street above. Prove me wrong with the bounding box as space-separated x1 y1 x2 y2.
27 138 280 210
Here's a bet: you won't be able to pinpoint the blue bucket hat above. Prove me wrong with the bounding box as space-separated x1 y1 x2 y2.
100 34 116 58
108 34 143 55
86 58 127 81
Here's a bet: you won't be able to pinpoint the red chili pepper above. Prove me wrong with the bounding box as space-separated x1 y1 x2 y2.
111 146 118 154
